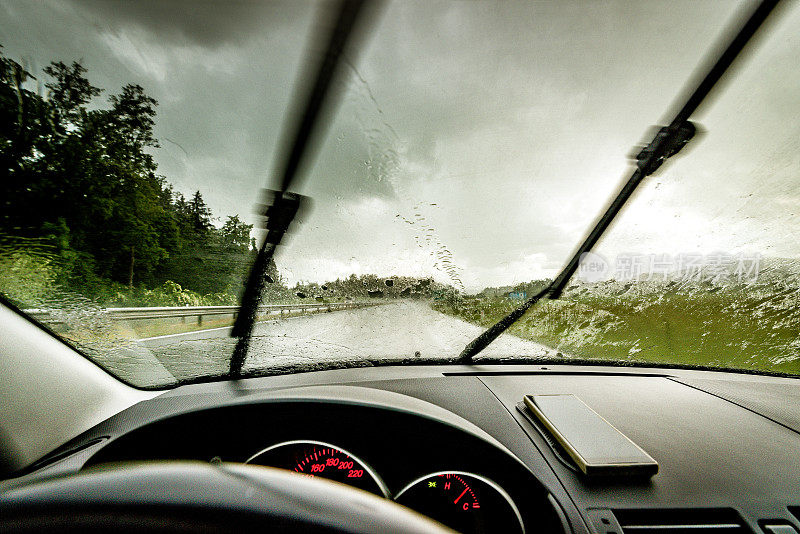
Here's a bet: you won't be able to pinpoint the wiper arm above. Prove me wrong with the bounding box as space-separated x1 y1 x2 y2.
230 0 378 376
458 0 781 363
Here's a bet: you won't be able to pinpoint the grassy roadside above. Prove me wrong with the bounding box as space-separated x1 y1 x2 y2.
432 284 800 375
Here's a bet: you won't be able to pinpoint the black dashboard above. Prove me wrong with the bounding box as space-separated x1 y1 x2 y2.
13 363 800 534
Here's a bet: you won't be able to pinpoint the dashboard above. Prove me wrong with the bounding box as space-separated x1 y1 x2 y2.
8 363 800 534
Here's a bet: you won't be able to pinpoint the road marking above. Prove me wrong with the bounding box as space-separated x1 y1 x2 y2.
139 325 232 342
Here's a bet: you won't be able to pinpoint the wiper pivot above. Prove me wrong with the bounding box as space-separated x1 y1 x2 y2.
635 122 696 177
261 191 306 245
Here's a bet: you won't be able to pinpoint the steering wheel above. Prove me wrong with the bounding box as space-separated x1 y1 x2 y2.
0 461 454 533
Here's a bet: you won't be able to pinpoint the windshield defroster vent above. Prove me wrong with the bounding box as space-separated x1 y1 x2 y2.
610 509 750 534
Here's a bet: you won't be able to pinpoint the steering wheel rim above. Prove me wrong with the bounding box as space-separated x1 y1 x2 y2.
0 461 454 533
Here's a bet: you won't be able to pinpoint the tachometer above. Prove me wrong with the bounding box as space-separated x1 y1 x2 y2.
245 440 388 497
395 471 524 534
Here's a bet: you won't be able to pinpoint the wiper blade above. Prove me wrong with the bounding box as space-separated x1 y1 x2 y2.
230 0 378 376
458 0 781 363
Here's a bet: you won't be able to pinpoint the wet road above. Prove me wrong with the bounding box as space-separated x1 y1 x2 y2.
136 301 553 381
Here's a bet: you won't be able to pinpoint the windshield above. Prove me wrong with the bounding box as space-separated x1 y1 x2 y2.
1 0 798 388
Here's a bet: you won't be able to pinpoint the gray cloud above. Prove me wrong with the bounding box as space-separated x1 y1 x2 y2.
65 0 312 48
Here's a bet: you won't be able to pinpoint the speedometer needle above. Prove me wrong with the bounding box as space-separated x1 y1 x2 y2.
454 487 469 504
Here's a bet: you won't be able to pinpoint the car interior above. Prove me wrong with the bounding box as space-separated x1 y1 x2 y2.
2 0 799 533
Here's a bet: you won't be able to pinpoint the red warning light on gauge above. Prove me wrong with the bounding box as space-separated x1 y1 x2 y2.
395 471 523 534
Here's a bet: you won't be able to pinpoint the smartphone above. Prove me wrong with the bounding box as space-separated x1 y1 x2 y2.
524 394 658 477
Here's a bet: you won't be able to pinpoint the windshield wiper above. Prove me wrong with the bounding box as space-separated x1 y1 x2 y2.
230 0 378 376
458 0 781 363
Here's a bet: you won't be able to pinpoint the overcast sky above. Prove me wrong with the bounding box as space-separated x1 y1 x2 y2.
2 0 799 291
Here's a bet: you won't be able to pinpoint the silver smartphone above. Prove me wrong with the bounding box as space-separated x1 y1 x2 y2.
524 394 658 477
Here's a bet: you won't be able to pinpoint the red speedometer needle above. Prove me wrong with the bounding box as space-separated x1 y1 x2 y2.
453 487 469 504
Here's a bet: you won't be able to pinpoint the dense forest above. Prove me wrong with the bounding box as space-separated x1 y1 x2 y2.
0 47 281 307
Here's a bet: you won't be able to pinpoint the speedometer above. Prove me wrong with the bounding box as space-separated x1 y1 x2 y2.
245 440 388 497
395 471 524 534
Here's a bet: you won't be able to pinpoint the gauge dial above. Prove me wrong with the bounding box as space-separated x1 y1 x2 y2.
395 472 524 534
245 440 388 497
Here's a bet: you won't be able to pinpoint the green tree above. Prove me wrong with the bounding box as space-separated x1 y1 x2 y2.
220 215 252 252
188 190 212 234
43 61 102 125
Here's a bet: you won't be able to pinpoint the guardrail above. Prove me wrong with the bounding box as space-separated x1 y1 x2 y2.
24 301 376 326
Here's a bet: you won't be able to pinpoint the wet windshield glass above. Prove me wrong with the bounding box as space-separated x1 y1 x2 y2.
1 1 798 387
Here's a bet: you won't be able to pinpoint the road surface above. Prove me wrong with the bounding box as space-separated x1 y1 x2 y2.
108 301 555 383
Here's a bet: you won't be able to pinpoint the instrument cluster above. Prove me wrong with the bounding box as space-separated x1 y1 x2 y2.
246 439 525 534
